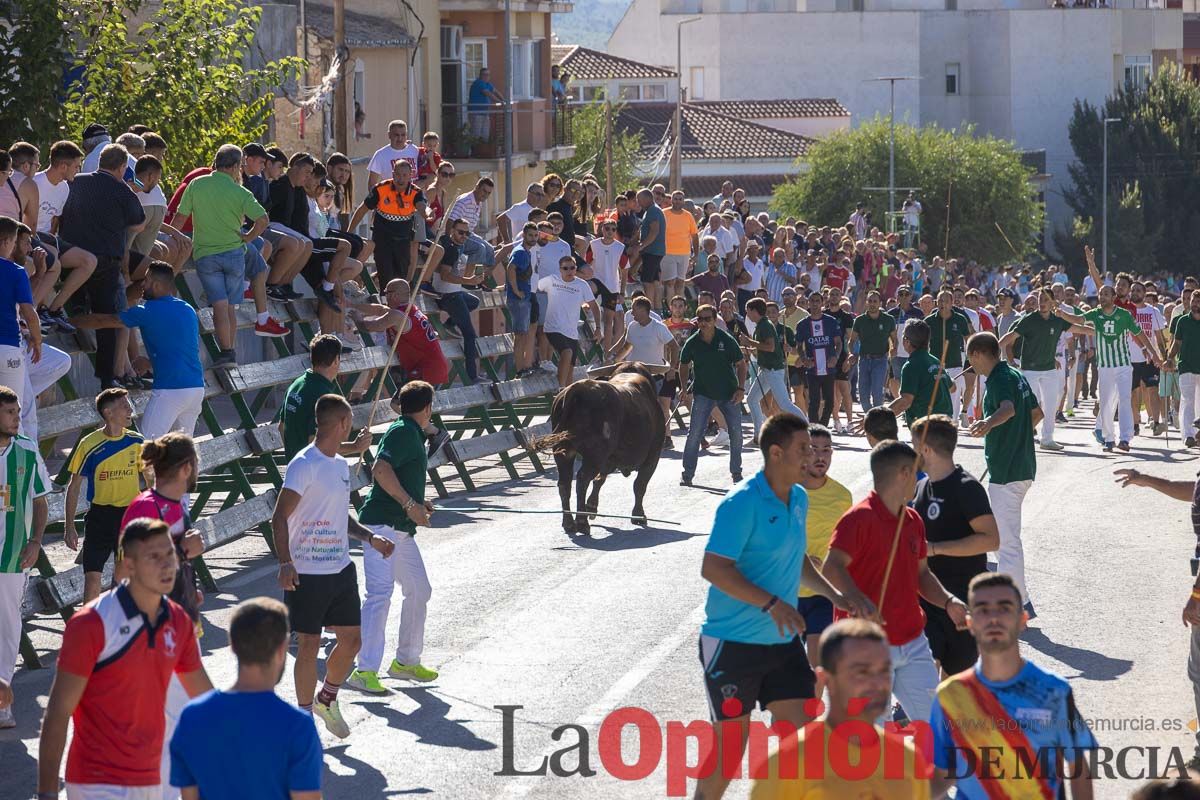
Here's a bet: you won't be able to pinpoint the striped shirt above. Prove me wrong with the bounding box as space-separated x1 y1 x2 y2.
0 435 51 573
763 262 798 305
1083 306 1141 368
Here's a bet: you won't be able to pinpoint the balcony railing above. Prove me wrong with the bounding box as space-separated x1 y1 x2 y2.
440 102 573 159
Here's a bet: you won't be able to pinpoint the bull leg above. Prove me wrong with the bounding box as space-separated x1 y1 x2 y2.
584 473 607 519
555 454 576 533
574 460 598 536
631 453 661 527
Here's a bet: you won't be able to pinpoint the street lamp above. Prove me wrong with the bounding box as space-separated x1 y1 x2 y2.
671 17 701 191
866 76 918 234
1102 117 1121 276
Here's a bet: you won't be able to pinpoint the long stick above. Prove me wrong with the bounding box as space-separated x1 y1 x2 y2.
994 221 1021 261
434 506 681 526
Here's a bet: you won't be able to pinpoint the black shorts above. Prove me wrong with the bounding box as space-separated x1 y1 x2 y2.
1133 361 1160 389
589 278 620 311
921 600 977 674
639 253 664 283
81 504 127 574
788 365 805 387
545 331 580 364
796 595 833 639
285 562 362 634
699 635 816 721
659 375 679 400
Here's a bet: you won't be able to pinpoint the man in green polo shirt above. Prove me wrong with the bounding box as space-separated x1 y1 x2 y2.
741 297 808 437
679 303 747 486
1168 290 1200 448
348 380 439 694
998 288 1093 451
967 332 1041 614
847 289 897 412
883 319 951 430
280 334 371 461
926 289 974 424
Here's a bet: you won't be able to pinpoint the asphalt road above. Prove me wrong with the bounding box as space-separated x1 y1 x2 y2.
4 406 1199 799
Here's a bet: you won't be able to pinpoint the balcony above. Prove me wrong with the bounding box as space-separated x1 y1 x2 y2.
440 101 574 162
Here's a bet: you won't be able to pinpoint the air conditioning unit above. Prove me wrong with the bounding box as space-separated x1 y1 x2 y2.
441 25 464 62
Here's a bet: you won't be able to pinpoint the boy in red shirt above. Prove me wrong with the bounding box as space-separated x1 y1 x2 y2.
820 439 968 724
38 518 213 800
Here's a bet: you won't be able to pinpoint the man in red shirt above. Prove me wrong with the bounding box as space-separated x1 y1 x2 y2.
354 277 450 387
38 518 212 800
820 440 968 724
822 256 852 294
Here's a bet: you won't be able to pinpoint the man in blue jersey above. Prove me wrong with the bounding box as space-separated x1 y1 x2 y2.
696 413 869 800
930 573 1097 799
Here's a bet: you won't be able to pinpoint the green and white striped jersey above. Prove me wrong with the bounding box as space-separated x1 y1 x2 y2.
1083 306 1141 368
0 435 50 573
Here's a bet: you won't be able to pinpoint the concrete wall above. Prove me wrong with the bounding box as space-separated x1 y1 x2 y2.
744 116 850 137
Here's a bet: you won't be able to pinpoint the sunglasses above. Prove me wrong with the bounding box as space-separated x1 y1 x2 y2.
560 266 576 272
439 170 455 177
452 228 469 236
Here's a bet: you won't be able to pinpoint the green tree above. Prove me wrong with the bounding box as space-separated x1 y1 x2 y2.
1059 62 1200 278
549 101 643 194
771 117 1043 264
61 0 303 185
0 1 72 145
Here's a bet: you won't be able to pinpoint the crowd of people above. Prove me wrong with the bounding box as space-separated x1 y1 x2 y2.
0 114 1197 799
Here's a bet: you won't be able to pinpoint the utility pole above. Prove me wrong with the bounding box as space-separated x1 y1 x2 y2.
865 75 917 235
333 0 348 154
672 17 700 191
604 99 614 200
1102 117 1121 276
503 0 513 207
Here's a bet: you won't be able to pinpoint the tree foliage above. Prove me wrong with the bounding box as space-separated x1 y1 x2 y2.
771 118 1043 265
60 0 303 185
548 101 643 195
1058 62 1200 277
0 0 73 145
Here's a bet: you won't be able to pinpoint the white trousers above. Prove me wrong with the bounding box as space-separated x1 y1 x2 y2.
22 343 72 441
67 785 160 800
1095 365 1134 444
1182 373 1200 441
358 524 431 671
890 633 939 724
987 480 1032 604
1023 369 1063 443
0 571 27 683
140 387 206 441
951 371 966 419
0 343 26 416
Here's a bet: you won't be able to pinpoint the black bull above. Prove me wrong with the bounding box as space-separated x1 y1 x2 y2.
534 362 666 535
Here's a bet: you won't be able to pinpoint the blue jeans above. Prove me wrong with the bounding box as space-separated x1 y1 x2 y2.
857 355 888 412
748 366 808 433
436 291 481 382
682 393 742 481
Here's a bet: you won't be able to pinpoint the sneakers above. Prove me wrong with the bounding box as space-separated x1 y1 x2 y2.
1055 411 1067 424
1065 408 1075 418
212 351 237 368
346 669 390 695
315 286 342 313
427 428 451 458
0 705 14 729
1117 440 1130 452
42 306 75 333
254 316 290 338
387 660 439 682
243 287 255 301
1023 601 1038 620
1039 440 1064 451
539 360 557 373
1103 441 1114 452
1154 421 1168 436
680 475 693 486
709 429 730 447
1188 437 1197 449
313 699 351 738
731 472 743 483
265 284 291 302
1092 428 1105 446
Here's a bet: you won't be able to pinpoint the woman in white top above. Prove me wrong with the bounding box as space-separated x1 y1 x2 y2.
735 242 765 315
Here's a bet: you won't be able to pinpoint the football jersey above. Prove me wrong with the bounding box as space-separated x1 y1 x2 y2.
1083 306 1140 368
0 435 50 572
67 428 143 506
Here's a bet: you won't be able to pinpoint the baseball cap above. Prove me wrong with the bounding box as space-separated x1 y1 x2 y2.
265 146 288 165
243 142 268 159
82 123 108 139
998 288 1017 299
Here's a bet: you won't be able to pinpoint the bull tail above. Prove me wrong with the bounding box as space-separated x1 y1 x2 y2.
535 383 583 456
533 430 575 455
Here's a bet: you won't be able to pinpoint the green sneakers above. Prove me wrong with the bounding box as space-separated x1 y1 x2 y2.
346 669 390 695
314 699 351 738
388 660 439 682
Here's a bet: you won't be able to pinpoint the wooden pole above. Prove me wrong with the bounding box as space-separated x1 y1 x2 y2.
333 0 349 154
604 99 614 202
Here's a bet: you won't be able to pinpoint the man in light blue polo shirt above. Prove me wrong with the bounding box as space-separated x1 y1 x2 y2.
72 261 206 439
696 413 868 800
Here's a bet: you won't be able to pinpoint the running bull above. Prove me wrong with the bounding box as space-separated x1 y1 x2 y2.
535 362 666 535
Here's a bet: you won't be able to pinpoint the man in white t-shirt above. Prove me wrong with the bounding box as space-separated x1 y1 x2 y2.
367 120 420 188
701 213 737 270
1129 280 1167 436
498 182 545 243
272 394 394 738
537 255 602 388
610 295 679 441
584 222 628 354
33 141 82 235
533 220 574 371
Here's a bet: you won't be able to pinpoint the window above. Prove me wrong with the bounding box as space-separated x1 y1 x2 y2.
689 66 704 100
509 39 544 100
1124 55 1151 92
643 83 666 100
945 63 960 95
618 84 641 100
581 85 606 102
464 39 487 83
567 84 581 101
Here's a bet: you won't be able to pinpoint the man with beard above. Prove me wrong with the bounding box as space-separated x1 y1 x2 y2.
1129 280 1168 437
170 598 323 799
930 573 1097 799
749 620 931 799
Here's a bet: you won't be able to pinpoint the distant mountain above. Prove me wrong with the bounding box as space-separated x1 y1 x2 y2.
553 0 632 51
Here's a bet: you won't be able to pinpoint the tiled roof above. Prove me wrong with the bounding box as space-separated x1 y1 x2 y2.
302 4 415 49
692 98 850 119
552 45 677 81
681 174 793 200
615 103 814 161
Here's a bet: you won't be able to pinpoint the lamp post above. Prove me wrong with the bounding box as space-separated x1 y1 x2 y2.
672 17 701 191
866 76 918 234
503 0 513 207
1102 117 1121 276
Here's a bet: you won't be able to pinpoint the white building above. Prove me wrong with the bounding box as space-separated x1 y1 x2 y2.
608 0 1183 248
